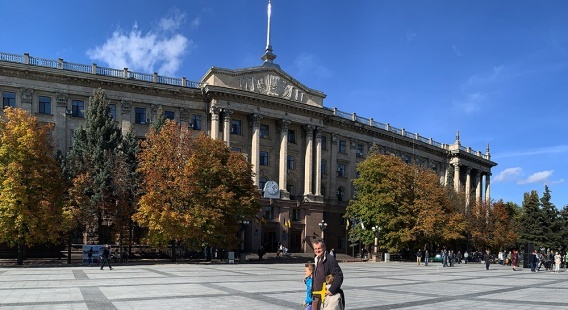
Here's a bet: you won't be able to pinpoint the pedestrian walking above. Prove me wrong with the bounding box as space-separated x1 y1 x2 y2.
529 250 537 272
424 250 429 266
512 249 519 271
555 251 561 273
416 249 422 266
87 247 93 266
100 244 113 270
464 251 468 264
484 249 491 270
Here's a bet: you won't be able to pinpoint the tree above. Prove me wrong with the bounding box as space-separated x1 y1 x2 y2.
540 185 562 250
133 121 260 255
65 88 122 244
0 108 66 264
346 153 465 253
518 190 546 247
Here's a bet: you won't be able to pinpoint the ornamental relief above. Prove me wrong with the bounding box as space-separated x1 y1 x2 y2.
238 74 305 103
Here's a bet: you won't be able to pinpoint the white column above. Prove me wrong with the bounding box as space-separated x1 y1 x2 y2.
453 163 460 192
222 109 233 147
485 173 491 202
475 171 482 205
210 106 221 140
278 120 290 192
303 125 314 196
465 166 471 208
315 128 322 196
250 113 262 186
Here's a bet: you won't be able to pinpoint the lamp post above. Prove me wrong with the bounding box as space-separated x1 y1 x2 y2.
372 226 381 262
239 219 250 262
318 220 328 240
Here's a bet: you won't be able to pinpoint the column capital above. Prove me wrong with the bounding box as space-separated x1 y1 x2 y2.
280 119 291 132
249 113 263 128
304 124 315 137
223 109 233 122
315 127 323 139
209 106 221 115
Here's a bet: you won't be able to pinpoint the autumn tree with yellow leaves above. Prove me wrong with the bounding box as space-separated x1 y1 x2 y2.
0 108 67 265
133 120 260 257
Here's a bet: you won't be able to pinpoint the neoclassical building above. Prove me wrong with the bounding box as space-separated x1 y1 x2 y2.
0 43 496 254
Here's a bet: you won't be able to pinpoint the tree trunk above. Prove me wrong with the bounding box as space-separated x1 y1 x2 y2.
171 240 177 262
67 236 72 264
17 241 24 265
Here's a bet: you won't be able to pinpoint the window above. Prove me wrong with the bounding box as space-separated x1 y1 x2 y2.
260 124 269 138
2 91 15 108
286 184 295 196
337 163 345 177
231 119 242 135
338 236 346 250
231 147 241 152
263 206 274 220
292 209 301 222
71 100 84 118
357 144 364 157
337 187 345 201
260 151 269 166
108 104 116 120
39 96 51 114
321 135 327 150
339 213 346 226
339 140 346 153
164 110 175 120
287 129 296 143
287 155 295 170
191 114 202 130
259 177 268 190
321 159 327 176
135 107 146 124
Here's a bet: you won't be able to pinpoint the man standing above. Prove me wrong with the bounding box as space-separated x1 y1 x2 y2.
312 240 343 310
416 249 422 266
100 244 113 270
87 247 93 266
424 250 429 266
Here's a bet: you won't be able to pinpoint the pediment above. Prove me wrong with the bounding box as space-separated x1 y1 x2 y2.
201 65 326 107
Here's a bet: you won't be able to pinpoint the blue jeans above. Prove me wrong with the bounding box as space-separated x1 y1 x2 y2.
425 258 429 266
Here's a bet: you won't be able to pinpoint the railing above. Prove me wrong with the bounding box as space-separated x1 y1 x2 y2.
329 107 487 159
0 51 200 89
62 61 91 73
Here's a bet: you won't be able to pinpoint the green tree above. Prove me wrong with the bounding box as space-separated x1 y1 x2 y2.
518 190 546 247
0 108 66 264
65 88 122 244
133 121 260 256
346 153 465 253
540 185 562 250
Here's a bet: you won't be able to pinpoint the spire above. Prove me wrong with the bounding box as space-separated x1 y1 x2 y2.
261 0 279 67
455 130 460 143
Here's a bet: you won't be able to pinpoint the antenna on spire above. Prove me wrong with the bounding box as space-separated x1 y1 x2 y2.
261 0 278 67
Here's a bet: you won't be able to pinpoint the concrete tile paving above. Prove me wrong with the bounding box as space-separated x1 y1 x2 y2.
1 261 567 309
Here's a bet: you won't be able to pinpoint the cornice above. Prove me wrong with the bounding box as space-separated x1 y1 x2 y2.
0 63 204 102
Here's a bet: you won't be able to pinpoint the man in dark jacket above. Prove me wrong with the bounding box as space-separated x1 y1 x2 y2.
311 240 343 310
100 244 113 270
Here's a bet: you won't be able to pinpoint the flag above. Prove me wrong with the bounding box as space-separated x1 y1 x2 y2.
360 218 365 230
286 218 291 228
346 218 350 229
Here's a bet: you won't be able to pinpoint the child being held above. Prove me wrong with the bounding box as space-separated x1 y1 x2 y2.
321 274 344 310
303 262 314 310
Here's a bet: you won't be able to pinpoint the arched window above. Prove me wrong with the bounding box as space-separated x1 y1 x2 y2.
259 177 268 190
337 187 345 202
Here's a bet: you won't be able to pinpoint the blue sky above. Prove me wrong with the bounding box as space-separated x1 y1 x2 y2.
2 0 567 208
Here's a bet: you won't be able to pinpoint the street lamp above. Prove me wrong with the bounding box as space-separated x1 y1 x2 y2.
372 226 381 262
239 219 250 262
318 220 328 240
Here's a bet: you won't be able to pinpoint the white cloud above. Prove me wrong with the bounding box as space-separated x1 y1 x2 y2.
87 11 192 77
294 53 332 80
452 92 485 114
518 170 554 184
406 30 416 42
494 167 523 182
452 45 461 56
190 17 200 30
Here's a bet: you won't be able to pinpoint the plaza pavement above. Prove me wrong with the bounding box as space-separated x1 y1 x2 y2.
1 260 567 310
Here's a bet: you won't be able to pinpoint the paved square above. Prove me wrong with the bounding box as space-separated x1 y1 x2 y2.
1 261 567 309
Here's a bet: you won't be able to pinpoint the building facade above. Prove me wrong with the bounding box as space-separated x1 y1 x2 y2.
0 50 496 254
